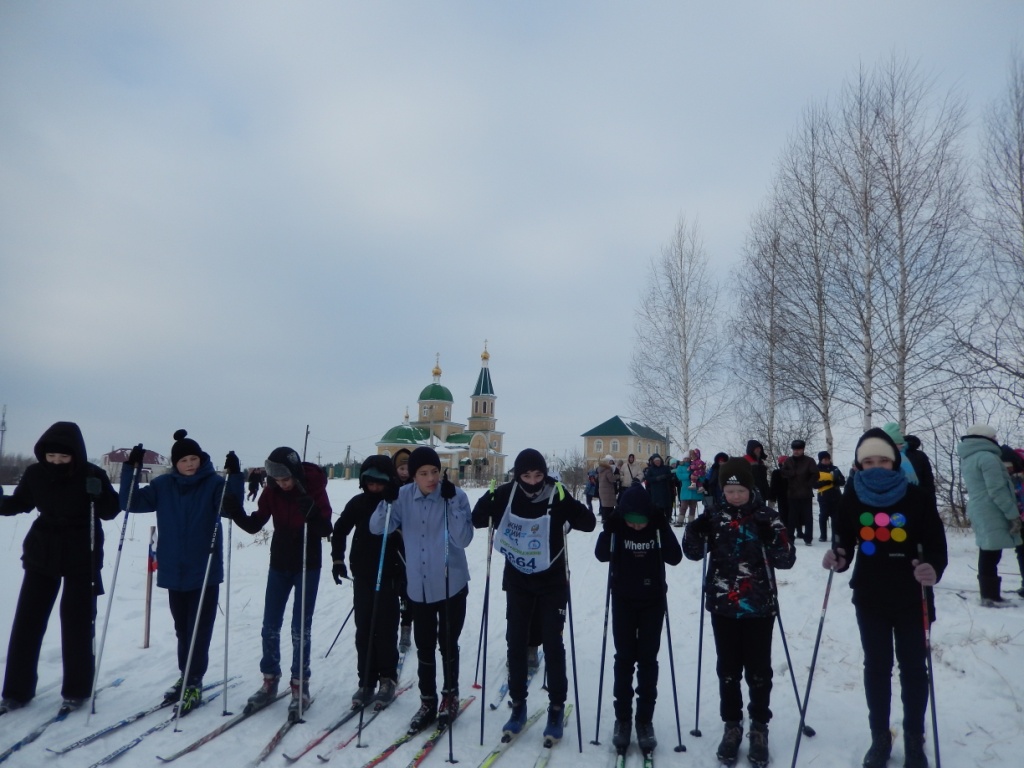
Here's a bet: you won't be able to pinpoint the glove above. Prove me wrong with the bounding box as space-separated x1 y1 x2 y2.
687 514 712 537
224 451 241 474
752 507 775 541
911 559 937 587
127 443 145 467
822 547 847 571
383 482 399 503
298 495 318 522
85 476 103 497
440 472 456 500
332 562 348 584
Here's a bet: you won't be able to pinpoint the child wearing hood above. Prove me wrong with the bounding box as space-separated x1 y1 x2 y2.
120 429 244 715
0 422 120 713
822 427 947 768
683 458 794 767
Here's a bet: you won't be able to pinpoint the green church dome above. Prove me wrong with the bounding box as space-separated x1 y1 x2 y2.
418 383 454 402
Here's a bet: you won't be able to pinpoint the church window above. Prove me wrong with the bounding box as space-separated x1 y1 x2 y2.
422 406 430 418
595 439 603 452
444 407 450 419
611 440 620 453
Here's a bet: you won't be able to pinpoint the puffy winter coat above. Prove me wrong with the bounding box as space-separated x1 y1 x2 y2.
333 490 404 586
676 460 703 502
781 454 818 499
958 436 1022 550
1 422 120 586
643 456 674 510
598 462 619 507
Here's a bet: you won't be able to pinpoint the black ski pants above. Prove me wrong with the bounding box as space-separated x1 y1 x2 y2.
506 581 568 705
787 497 813 544
710 613 775 724
611 594 664 722
409 586 467 698
3 569 97 703
168 584 219 686
353 576 401 687
855 600 928 735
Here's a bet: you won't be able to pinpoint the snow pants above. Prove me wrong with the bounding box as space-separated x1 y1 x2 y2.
2 569 97 703
710 614 774 724
611 594 664 722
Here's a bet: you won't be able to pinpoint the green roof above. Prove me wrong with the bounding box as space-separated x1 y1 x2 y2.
473 367 494 397
581 415 667 442
446 433 473 445
379 424 432 444
419 383 454 402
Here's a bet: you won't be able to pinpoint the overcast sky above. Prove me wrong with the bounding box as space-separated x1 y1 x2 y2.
1 2 1021 468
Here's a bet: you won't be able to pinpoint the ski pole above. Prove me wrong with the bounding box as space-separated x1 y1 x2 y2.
563 527 584 753
442 489 456 763
791 548 836 768
690 539 708 737
295 476 311 724
89 463 140 719
324 604 355 658
88 479 97 717
656 528 686 753
760 545 815 737
590 531 615 746
918 543 941 768
174 468 231 732
222 497 233 716
477 521 493 745
356 500 393 746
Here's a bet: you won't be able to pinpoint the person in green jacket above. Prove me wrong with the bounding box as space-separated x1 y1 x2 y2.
957 423 1023 606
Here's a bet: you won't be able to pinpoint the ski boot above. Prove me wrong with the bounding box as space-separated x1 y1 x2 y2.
542 704 564 746
502 700 528 741
59 697 86 714
748 721 769 767
176 684 202 717
409 696 438 733
716 721 743 765
351 683 375 710
904 732 929 768
287 677 311 722
246 674 280 713
163 676 183 704
0 698 26 715
612 719 632 750
862 729 892 768
636 720 657 753
437 689 460 728
372 678 397 710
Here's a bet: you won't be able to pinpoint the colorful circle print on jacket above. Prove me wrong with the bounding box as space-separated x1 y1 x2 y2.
858 511 907 555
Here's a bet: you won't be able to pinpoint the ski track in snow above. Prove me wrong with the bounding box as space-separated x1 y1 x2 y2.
1 481 1023 767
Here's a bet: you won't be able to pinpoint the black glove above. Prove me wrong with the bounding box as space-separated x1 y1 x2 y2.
85 476 103 497
440 472 456 500
224 451 241 474
687 513 713 537
332 562 348 584
127 443 145 467
383 482 400 503
752 507 775 542
298 495 318 522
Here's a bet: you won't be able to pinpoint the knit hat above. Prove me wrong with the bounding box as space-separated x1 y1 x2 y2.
407 446 441 477
882 422 906 447
265 446 302 480
171 429 206 465
359 454 396 490
791 439 806 450
393 448 411 469
513 448 548 478
965 423 997 441
818 451 831 461
854 428 901 469
617 484 651 525
719 457 755 491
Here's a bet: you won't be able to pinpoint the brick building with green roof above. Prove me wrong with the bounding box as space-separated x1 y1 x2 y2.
581 416 667 468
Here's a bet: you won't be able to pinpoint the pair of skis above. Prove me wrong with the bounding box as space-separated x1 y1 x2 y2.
354 696 475 768
0 676 125 764
479 704 573 768
613 745 655 768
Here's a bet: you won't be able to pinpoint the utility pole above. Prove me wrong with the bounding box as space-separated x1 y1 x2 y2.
0 405 6 463
302 424 310 461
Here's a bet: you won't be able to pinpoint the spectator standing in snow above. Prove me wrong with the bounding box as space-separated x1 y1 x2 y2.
585 468 599 514
622 453 644 489
595 484 682 753
822 427 947 768
642 454 674 520
882 423 920 486
246 467 265 501
331 455 405 710
120 430 244 715
669 459 682 519
683 458 794 766
472 449 595 744
957 423 1022 606
743 440 771 503
598 454 619 524
370 446 473 733
0 422 120 714
704 452 730 509
999 445 1024 598
674 450 704 526
904 435 937 503
815 451 845 542
224 447 333 718
781 440 818 546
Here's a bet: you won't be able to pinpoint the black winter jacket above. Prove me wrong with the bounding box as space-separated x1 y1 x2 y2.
332 491 405 588
595 514 682 602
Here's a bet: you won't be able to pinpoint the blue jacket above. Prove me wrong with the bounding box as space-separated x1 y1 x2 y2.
121 459 244 591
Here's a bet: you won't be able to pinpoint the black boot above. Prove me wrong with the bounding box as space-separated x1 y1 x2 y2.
409 696 438 733
748 721 769 767
863 729 892 767
612 719 632 750
635 720 657 752
716 721 743 764
979 575 1012 607
903 732 928 768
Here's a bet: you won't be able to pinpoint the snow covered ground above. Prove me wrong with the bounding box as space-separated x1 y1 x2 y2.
1 479 1023 767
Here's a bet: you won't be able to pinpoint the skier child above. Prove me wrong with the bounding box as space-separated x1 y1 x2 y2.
472 448 595 744
120 430 243 715
370 446 474 733
225 447 332 719
594 483 682 754
683 457 795 766
0 422 121 713
822 427 947 768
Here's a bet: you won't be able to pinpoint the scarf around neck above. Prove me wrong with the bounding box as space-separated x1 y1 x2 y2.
853 467 907 507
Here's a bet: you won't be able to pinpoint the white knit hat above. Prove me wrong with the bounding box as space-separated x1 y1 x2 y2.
965 423 997 440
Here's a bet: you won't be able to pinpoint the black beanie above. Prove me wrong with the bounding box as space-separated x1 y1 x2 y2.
818 451 831 461
407 446 441 478
265 446 303 480
719 457 756 491
513 448 547 478
171 429 205 465
617 484 652 524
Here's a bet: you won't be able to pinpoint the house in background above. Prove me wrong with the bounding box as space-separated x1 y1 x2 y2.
101 447 169 482
581 416 667 467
